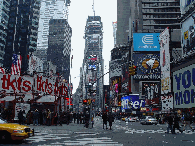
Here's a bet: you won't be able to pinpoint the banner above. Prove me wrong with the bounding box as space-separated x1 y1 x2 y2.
161 94 173 112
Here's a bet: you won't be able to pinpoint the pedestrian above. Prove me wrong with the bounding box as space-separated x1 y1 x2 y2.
166 114 173 134
85 111 90 128
183 112 193 131
18 110 23 125
39 110 43 125
102 112 108 129
53 112 58 126
92 115 94 128
76 112 79 124
33 109 39 126
73 112 76 123
47 109 51 126
26 110 31 125
67 111 70 125
42 109 47 125
173 113 183 134
22 110 26 124
108 112 114 130
79 112 82 124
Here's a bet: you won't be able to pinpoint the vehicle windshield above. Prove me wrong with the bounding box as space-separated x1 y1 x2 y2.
0 117 7 123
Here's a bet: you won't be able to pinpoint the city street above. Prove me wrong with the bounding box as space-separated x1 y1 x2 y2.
1 116 195 146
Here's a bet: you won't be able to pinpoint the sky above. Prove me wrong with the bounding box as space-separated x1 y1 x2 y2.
68 0 117 94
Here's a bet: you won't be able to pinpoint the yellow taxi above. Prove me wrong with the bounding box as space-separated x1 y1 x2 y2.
0 117 34 141
122 117 126 121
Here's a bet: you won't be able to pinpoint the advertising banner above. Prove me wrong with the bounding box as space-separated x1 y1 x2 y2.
160 27 171 95
133 33 160 51
173 64 195 108
0 74 68 97
140 81 160 106
181 12 195 56
14 103 30 120
121 95 145 111
133 53 161 80
161 94 173 112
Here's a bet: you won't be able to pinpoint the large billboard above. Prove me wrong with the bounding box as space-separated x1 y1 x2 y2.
181 12 195 56
133 53 161 80
173 64 195 108
121 94 145 111
160 28 171 95
133 33 160 51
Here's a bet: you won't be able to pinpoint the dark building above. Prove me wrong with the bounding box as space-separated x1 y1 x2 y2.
3 0 41 74
0 0 11 67
47 19 72 81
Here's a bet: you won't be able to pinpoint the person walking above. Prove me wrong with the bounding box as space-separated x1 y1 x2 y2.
76 112 79 124
183 112 193 131
42 109 47 125
166 114 173 134
173 113 183 134
108 112 114 130
85 111 90 128
102 112 108 129
73 112 76 123
67 111 70 125
33 109 39 126
47 109 51 126
18 110 23 125
54 112 58 126
26 110 31 125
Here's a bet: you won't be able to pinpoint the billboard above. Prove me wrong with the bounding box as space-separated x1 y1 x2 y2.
173 64 195 108
133 33 160 51
121 95 145 111
161 94 173 112
181 12 195 56
160 28 171 95
133 53 161 80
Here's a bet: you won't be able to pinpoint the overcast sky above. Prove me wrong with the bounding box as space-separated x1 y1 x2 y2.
68 0 117 94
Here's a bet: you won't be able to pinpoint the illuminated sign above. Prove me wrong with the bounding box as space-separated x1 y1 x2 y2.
133 33 160 51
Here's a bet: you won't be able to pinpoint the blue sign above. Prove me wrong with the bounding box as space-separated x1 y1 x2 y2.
133 33 160 51
121 95 145 110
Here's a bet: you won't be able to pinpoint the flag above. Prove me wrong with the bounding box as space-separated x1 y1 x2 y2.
11 54 22 75
0 67 5 74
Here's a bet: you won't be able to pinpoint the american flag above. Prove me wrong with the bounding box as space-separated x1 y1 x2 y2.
11 54 22 75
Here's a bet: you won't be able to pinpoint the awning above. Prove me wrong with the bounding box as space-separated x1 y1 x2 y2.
0 96 15 101
36 95 56 103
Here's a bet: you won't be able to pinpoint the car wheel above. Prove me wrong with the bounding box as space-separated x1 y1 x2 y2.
0 131 11 141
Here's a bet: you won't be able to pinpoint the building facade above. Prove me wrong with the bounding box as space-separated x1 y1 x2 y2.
3 0 41 74
47 19 72 81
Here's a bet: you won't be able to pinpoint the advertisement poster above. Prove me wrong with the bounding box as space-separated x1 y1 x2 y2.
181 12 195 56
161 94 173 112
173 64 195 108
133 33 160 51
14 103 30 120
160 27 171 95
121 95 145 111
133 53 161 80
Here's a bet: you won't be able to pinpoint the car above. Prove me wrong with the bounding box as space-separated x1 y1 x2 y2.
125 117 137 122
122 117 126 121
0 117 34 141
140 116 158 125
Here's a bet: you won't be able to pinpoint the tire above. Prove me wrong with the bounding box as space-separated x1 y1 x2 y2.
0 131 11 142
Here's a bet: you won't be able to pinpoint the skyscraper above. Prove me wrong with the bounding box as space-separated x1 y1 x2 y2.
3 0 41 74
0 0 11 67
35 0 70 62
83 16 104 110
47 19 72 81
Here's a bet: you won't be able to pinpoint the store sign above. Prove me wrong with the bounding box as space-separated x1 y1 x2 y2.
121 95 145 110
133 53 161 80
133 33 160 51
0 74 68 96
161 94 173 112
160 27 171 95
181 12 195 56
173 64 195 108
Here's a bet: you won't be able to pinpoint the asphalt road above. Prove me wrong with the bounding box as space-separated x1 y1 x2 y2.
1 116 195 146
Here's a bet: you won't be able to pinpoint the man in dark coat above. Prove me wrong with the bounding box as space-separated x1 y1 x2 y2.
166 114 173 134
85 111 90 128
18 110 23 125
73 112 76 123
77 113 79 124
108 112 114 130
102 112 108 129
33 109 39 126
173 113 183 134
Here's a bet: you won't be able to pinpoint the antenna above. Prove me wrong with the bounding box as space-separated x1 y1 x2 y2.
93 0 95 17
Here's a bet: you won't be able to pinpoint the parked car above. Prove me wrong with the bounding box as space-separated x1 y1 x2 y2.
140 116 157 125
0 117 34 141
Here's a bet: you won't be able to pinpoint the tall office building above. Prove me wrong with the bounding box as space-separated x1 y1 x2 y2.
0 0 11 67
47 19 72 81
35 0 70 62
3 0 41 73
112 21 117 46
83 16 104 110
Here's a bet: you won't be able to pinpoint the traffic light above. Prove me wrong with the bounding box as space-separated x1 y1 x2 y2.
129 66 134 75
133 65 137 75
83 99 88 105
